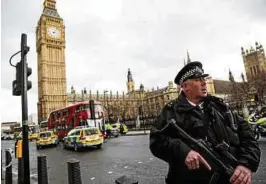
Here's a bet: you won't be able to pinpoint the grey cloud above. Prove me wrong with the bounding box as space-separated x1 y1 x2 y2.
232 0 266 21
1 0 266 122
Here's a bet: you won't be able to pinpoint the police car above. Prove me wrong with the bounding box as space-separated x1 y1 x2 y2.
36 131 58 149
63 126 104 151
112 123 128 134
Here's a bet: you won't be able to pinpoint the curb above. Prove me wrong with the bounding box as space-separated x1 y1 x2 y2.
122 133 149 136
2 170 38 184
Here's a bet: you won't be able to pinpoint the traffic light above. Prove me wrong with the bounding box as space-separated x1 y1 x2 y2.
89 100 96 119
12 62 22 96
21 40 32 91
26 63 32 91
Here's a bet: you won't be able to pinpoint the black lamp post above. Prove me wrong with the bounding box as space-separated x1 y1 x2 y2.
139 90 146 134
104 90 109 122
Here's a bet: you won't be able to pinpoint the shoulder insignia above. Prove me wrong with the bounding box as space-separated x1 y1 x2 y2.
166 101 174 109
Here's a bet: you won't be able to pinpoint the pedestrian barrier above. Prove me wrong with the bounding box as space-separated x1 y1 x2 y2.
5 149 13 184
67 159 82 184
1 150 3 180
38 155 48 184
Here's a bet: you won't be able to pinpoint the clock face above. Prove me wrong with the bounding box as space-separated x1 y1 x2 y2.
47 26 61 39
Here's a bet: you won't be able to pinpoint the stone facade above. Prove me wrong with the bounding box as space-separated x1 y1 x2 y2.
241 42 266 105
67 71 180 121
242 42 266 82
36 0 67 122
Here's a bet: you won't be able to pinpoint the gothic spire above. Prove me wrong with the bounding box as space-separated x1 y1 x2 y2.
187 50 191 63
127 68 133 82
229 69 235 83
241 72 245 83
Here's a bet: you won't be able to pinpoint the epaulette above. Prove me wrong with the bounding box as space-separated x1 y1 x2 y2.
207 95 227 112
166 100 175 109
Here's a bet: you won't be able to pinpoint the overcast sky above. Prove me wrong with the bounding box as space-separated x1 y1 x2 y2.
1 0 266 122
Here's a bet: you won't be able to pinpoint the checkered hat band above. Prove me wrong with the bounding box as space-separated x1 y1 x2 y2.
180 66 203 84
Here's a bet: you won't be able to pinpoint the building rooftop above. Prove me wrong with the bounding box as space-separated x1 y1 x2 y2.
213 79 244 94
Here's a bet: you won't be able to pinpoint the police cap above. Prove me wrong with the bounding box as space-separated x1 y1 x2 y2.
174 61 209 85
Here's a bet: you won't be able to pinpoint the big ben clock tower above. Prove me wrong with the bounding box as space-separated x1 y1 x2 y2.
36 0 67 122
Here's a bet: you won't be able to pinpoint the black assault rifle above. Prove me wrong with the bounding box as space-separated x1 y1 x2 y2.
159 119 238 183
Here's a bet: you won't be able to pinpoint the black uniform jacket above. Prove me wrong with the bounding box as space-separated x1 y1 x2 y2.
149 92 261 184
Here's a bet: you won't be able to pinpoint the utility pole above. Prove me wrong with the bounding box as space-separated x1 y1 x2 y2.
89 100 96 127
138 91 146 133
141 93 146 134
10 33 32 184
104 90 109 122
21 34 31 184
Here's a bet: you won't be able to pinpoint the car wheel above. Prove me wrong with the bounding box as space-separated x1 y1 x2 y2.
63 142 67 149
96 143 102 149
254 127 260 140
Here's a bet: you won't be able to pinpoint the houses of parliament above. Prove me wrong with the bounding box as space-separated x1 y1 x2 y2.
36 0 266 122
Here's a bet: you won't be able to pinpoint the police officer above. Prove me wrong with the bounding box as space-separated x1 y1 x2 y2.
149 61 261 184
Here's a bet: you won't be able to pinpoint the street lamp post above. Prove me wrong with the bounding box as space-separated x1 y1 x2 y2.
104 90 109 122
139 91 146 134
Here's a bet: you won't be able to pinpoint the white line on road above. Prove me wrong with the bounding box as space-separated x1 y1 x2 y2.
90 177 95 180
108 171 113 174
124 166 128 168
138 161 142 164
30 174 37 177
150 158 153 160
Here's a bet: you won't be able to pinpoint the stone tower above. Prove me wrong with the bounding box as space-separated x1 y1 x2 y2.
36 0 67 122
242 42 266 82
127 68 135 93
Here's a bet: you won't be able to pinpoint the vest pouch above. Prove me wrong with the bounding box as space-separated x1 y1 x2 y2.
190 120 206 139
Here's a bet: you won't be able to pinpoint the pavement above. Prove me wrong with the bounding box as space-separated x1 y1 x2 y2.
1 134 266 184
1 170 38 184
123 130 150 136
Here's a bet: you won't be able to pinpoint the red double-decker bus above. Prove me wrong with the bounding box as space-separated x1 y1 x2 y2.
47 101 105 140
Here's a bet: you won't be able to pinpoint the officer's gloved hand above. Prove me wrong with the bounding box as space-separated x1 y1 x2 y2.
230 165 252 184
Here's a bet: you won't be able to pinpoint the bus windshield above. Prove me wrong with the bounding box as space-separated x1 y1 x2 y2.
40 121 48 128
28 125 38 134
83 104 104 119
